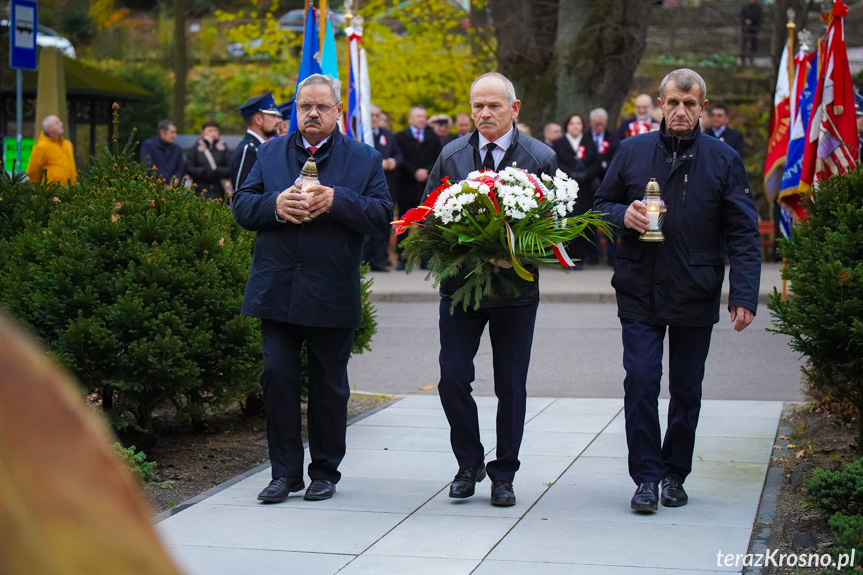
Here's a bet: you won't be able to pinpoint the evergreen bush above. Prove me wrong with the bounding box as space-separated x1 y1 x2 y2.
768 168 863 445
805 458 863 517
114 443 157 483
827 512 863 571
0 118 261 440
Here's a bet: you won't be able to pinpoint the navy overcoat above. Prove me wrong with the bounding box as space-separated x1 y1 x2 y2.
233 129 393 328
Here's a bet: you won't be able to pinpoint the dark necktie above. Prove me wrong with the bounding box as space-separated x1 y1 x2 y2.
415 129 423 143
483 143 496 171
308 145 318 155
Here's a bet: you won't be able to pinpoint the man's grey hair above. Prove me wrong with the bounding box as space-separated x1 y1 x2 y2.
589 108 608 122
297 74 342 105
157 119 174 133
369 104 381 114
470 72 517 106
42 115 59 131
660 68 708 102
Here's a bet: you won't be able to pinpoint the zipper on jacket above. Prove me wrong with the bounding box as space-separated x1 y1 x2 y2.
683 173 688 208
683 173 688 207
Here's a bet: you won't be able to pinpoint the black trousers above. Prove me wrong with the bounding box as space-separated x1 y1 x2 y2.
260 319 355 483
620 319 713 485
363 233 390 270
437 298 539 483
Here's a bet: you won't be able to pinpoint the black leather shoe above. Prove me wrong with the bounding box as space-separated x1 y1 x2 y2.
661 474 688 507
449 464 486 498
257 477 304 502
490 481 516 507
630 482 659 513
304 479 336 501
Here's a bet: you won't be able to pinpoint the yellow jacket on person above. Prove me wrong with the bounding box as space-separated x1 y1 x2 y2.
26 132 77 186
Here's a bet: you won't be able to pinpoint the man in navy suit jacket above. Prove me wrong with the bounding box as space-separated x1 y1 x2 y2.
363 105 403 271
705 103 745 158
232 74 392 504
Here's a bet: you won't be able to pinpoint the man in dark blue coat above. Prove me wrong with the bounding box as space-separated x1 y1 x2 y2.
424 72 558 508
594 68 761 514
362 104 403 271
232 74 393 503
140 119 185 186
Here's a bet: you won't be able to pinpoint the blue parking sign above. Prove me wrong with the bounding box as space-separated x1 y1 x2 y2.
10 0 38 71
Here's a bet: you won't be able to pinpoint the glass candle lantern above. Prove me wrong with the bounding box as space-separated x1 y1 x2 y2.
292 156 320 222
638 178 667 242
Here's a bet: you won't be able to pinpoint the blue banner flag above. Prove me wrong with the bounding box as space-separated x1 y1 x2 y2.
288 8 323 134
781 48 818 195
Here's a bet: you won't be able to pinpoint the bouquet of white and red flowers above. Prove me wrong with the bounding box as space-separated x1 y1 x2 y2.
394 166 611 311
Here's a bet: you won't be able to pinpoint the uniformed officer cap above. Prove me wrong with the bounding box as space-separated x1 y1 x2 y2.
278 100 293 121
238 92 282 117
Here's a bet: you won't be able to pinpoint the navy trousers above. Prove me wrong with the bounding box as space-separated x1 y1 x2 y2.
260 319 355 483
620 319 713 485
437 298 539 483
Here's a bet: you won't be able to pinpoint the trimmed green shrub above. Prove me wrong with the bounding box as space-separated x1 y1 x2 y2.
114 443 157 483
768 168 863 444
0 128 261 439
806 458 863 517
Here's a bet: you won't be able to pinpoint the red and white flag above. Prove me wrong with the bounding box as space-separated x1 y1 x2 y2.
764 44 791 203
800 0 858 193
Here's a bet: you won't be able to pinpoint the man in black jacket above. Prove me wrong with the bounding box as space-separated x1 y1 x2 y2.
232 74 392 503
363 105 403 271
705 103 746 159
424 72 558 508
186 120 232 200
740 0 762 65
595 68 761 514
395 105 442 269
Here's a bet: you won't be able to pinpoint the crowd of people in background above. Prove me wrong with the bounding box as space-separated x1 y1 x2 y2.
123 87 755 274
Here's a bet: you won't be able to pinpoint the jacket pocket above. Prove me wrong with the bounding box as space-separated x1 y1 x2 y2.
616 241 643 261
688 250 723 266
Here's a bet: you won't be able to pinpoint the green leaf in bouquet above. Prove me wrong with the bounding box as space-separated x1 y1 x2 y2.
457 234 478 245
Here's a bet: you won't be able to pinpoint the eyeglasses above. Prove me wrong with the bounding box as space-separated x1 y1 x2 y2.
297 102 339 114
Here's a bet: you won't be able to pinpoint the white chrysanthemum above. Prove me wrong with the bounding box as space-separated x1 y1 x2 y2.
467 170 482 180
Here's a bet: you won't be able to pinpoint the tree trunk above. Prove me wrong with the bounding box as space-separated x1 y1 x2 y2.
486 0 560 129
172 0 187 132
770 0 819 69
488 0 653 131
555 0 654 128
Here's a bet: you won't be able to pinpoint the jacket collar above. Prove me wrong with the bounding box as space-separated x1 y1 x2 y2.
290 128 341 163
657 119 699 157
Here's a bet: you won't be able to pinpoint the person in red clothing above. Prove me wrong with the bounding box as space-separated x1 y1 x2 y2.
27 115 77 186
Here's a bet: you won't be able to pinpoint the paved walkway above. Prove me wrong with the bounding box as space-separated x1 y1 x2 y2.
364 262 787 304
157 395 783 574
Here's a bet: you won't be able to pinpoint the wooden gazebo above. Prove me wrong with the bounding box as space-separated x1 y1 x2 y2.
0 45 153 166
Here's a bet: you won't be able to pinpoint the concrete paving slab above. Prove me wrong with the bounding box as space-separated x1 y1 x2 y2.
487 516 750 571
364 514 517 560
204 476 445 515
165 545 352 575
156 504 405 555
604 412 782 438
415 481 549 518
473 561 733 575
337 448 458 481
524 409 620 434
531 483 762 528
337 555 479 575
580 432 776 463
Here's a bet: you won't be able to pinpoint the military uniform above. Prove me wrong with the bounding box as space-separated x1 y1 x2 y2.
230 92 283 190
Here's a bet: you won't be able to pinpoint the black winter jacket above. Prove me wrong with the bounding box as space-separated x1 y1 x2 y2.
594 121 761 326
